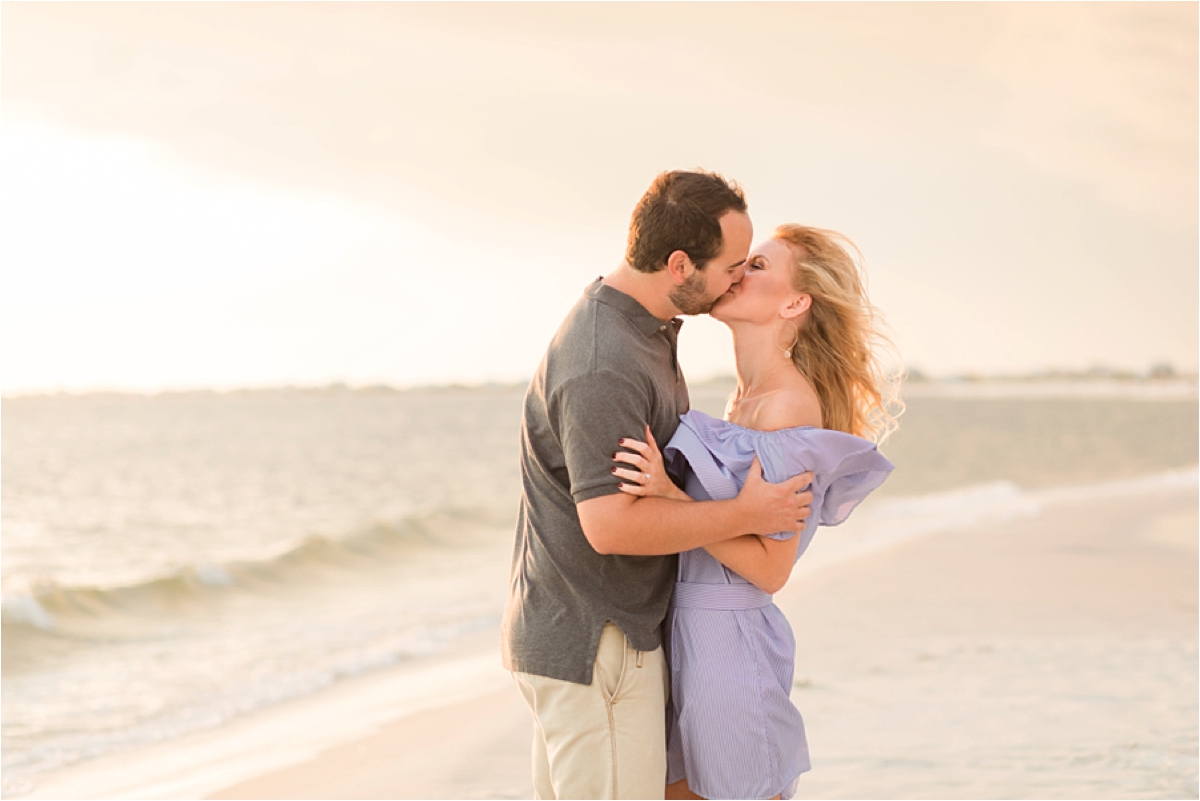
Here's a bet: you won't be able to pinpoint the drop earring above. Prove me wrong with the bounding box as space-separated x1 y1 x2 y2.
781 324 799 359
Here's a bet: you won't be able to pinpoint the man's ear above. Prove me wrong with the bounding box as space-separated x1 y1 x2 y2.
665 250 694 285
781 293 811 320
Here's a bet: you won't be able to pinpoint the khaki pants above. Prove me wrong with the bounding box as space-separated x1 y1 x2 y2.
513 622 669 800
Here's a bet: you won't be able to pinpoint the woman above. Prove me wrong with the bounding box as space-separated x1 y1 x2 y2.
613 224 902 800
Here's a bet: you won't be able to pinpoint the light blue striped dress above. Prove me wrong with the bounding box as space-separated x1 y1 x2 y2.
663 410 894 800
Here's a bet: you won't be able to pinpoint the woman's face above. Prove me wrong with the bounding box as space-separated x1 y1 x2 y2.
711 238 802 325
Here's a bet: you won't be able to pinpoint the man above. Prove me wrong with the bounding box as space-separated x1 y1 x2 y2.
502 170 813 799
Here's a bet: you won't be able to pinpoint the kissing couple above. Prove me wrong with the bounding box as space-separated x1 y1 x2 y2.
502 170 899 800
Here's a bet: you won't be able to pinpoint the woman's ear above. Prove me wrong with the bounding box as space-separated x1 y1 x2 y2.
781 293 811 320
665 250 694 285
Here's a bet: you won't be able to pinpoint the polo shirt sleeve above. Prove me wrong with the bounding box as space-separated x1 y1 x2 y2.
553 369 656 504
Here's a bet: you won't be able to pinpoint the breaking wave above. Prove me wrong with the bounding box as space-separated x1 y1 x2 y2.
1 506 512 638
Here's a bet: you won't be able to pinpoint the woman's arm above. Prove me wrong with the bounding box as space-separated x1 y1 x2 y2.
614 428 806 593
702 534 800 594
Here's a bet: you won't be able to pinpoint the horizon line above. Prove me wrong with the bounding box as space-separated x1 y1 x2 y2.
3 369 1198 401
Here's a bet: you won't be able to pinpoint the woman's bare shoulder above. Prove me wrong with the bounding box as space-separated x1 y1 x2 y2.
757 376 823 431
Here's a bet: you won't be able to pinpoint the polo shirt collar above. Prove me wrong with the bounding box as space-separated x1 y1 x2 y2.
587 277 684 338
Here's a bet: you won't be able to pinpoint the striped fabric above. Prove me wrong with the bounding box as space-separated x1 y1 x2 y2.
672 581 772 611
663 411 893 800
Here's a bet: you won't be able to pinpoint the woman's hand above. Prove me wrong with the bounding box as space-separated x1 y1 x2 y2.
613 425 691 502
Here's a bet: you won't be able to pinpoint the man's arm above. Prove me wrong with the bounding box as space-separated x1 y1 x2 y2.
578 457 812 556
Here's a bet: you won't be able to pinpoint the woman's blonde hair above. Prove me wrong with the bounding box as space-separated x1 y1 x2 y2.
775 224 903 444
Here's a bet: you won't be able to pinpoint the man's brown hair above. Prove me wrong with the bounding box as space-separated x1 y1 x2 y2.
625 170 748 274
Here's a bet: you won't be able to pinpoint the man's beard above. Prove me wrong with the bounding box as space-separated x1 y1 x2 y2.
669 270 719 315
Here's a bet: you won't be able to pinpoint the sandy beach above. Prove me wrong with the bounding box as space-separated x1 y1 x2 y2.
22 472 1195 800
4 3 1196 798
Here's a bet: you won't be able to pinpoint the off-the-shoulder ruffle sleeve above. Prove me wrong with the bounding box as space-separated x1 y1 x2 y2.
663 410 893 546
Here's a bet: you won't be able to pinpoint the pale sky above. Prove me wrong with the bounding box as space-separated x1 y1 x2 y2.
2 2 1196 393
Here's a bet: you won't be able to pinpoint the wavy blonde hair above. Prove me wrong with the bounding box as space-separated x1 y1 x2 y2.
775 224 903 444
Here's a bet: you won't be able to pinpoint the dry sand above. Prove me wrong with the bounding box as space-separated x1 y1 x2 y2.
26 480 1197 800
781 483 1197 799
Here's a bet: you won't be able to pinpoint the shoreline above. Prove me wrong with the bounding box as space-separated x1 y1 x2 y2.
19 628 517 800
17 467 1197 800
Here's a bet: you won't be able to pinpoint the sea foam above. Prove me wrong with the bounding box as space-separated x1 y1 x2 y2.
797 467 1199 577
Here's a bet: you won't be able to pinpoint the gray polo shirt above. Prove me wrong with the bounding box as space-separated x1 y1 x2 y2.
501 278 689 685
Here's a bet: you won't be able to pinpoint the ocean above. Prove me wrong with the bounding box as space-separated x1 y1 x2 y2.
2 381 1197 797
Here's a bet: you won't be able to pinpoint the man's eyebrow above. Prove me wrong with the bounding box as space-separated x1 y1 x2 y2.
726 258 747 270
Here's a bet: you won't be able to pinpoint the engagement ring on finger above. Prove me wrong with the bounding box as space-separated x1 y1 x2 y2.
643 473 650 482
